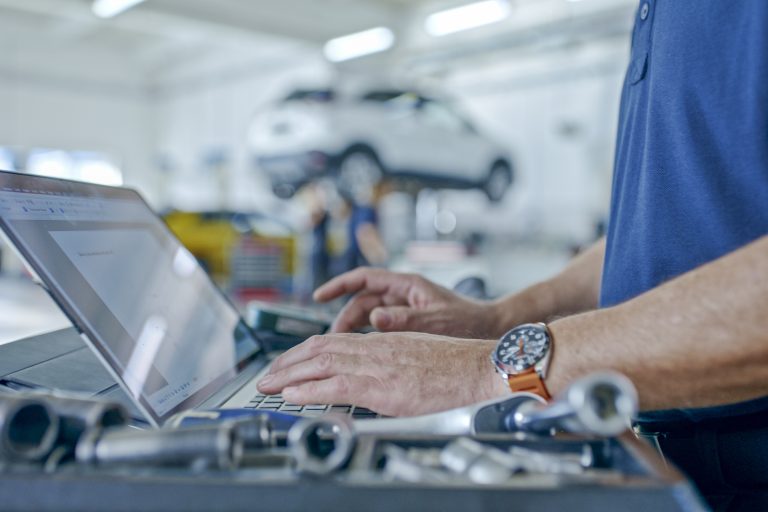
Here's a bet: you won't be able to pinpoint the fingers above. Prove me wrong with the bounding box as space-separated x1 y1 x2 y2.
266 334 362 374
313 267 405 303
282 375 371 407
331 293 384 332
257 352 364 396
370 306 420 331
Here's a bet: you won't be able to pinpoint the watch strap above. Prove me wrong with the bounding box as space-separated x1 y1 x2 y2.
507 370 551 400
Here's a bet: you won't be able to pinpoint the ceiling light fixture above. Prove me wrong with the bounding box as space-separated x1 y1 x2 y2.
92 0 147 19
425 0 511 37
323 27 395 63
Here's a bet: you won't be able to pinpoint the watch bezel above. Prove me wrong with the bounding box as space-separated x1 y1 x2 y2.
491 323 552 379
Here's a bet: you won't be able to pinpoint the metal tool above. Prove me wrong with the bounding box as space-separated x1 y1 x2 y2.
355 371 637 437
76 422 243 471
355 392 544 436
440 438 531 484
0 395 59 462
287 415 355 476
507 445 585 475
29 392 129 449
512 371 638 437
233 414 275 452
441 438 588 484
382 444 454 484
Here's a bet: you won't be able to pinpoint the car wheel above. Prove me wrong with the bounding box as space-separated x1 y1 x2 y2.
272 183 297 199
337 149 383 201
484 162 512 202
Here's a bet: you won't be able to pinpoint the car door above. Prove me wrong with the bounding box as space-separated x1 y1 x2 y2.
411 99 490 183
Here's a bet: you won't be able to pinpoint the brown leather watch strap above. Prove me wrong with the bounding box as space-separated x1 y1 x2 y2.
508 371 551 400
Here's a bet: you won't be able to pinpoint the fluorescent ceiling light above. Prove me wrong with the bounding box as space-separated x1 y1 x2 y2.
92 0 146 19
425 0 511 37
324 27 395 62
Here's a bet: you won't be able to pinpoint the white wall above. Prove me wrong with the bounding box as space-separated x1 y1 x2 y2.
438 39 629 243
150 46 331 212
0 43 158 202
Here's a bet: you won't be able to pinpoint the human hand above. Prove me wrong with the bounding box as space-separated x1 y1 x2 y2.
314 267 501 338
256 332 509 417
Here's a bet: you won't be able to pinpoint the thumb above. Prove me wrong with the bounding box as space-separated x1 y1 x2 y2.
370 306 430 332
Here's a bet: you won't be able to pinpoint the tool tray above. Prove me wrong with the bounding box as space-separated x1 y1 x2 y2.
0 432 707 512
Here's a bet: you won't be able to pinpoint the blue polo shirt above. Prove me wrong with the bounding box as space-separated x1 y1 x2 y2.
601 0 768 421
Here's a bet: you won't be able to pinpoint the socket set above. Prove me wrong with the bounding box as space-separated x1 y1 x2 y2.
0 373 709 512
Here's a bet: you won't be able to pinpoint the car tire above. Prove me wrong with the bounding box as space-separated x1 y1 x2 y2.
337 149 384 200
484 162 512 202
272 183 297 199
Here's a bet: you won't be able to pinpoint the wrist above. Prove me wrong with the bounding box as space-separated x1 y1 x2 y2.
485 299 508 338
490 323 554 400
478 340 513 400
489 281 558 336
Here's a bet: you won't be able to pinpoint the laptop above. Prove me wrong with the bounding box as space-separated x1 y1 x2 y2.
0 170 374 427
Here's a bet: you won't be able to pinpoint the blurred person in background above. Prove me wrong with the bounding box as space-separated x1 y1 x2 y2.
339 180 389 274
302 179 389 296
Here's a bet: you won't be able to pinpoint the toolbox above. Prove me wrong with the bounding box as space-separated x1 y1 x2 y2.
0 431 707 512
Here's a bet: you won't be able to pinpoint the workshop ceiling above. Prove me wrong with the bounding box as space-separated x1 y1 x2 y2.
0 0 637 81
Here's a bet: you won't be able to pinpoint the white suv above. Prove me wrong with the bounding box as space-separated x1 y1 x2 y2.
249 88 513 201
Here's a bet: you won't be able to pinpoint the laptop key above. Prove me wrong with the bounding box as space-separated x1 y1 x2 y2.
257 403 281 409
304 405 327 410
279 405 302 412
329 406 351 414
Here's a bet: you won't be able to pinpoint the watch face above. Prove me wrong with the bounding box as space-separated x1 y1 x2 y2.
494 324 550 373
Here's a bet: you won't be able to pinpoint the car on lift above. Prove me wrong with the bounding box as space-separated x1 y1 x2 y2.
248 88 513 201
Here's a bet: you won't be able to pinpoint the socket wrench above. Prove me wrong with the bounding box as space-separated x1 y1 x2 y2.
512 371 638 437
355 392 544 436
287 415 355 476
28 392 129 449
77 422 243 471
0 394 59 462
355 371 637 437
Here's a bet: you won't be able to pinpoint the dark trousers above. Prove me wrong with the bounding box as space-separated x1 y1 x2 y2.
636 415 768 512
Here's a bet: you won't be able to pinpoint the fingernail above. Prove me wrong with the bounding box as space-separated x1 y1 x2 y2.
258 375 274 388
374 311 391 329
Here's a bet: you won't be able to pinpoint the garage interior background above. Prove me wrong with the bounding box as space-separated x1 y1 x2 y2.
0 0 636 343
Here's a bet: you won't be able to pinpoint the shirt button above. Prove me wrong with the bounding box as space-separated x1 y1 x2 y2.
640 2 650 20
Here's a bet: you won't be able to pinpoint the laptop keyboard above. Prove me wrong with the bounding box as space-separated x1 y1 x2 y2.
244 393 380 418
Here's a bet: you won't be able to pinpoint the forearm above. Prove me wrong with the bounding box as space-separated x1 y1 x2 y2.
546 235 768 411
489 238 606 333
356 224 388 266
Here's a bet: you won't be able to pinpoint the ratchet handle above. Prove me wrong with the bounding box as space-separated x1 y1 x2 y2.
513 371 638 437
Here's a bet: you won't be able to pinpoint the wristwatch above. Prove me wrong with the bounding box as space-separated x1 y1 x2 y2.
490 323 553 400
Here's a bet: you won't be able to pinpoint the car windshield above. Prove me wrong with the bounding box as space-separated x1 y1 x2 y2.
283 89 336 103
360 90 411 102
361 90 425 112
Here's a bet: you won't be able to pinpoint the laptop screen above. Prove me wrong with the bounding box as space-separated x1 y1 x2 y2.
0 171 263 425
